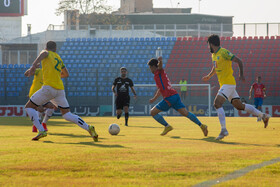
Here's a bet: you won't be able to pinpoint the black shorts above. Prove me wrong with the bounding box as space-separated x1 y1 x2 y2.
116 95 130 110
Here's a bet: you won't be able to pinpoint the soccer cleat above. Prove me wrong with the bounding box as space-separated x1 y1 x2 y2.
42 123 48 131
262 113 271 128
160 125 173 136
32 125 38 133
88 125 98 142
32 131 47 141
125 124 128 126
200 124 208 136
216 129 229 140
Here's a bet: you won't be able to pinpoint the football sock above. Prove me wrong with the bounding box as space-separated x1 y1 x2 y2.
153 114 168 127
216 107 226 129
25 108 45 131
125 113 129 125
117 114 121 119
42 108 54 124
63 112 89 130
186 112 202 126
244 104 262 117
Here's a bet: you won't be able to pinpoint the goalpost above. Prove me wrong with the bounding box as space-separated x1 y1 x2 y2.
112 84 211 117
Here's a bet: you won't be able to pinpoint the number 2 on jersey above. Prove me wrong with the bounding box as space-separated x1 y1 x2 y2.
54 58 62 72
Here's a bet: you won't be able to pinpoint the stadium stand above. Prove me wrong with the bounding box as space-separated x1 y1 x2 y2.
0 36 279 104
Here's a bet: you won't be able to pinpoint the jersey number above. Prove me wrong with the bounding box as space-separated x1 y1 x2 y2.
54 58 62 72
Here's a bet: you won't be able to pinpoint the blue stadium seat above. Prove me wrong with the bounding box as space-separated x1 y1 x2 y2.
103 38 107 41
8 64 13 68
161 37 166 41
71 38 76 42
25 64 31 68
129 38 134 41
118 38 123 41
14 64 19 68
124 38 128 41
92 38 97 41
66 38 71 42
97 38 102 41
172 37 177 41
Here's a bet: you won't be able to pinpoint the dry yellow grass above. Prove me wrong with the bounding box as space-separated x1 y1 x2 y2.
0 116 279 186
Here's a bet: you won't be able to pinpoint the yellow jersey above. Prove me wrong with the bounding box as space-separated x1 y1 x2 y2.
179 80 187 91
212 47 236 87
41 50 65 90
29 68 43 97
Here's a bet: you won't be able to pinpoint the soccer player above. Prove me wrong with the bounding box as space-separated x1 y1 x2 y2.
112 67 137 126
25 41 98 141
147 57 208 136
249 76 267 121
179 78 187 100
24 64 55 132
202 34 270 140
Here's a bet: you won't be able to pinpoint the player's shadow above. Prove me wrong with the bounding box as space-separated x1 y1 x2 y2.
129 125 161 129
43 140 127 148
170 136 279 147
48 132 107 140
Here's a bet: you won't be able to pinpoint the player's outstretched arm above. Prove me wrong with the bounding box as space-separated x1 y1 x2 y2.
249 86 253 99
157 56 163 70
61 67 69 78
130 86 137 99
202 66 216 82
24 69 32 77
112 85 117 96
29 51 48 76
232 56 245 81
149 88 161 103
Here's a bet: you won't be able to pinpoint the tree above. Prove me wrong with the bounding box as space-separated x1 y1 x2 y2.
56 0 112 16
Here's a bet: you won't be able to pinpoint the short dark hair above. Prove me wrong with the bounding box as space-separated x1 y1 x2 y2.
46 41 56 50
120 67 127 71
207 34 220 47
147 58 158 67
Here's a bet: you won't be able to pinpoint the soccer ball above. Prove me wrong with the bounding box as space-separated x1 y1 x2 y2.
109 123 120 135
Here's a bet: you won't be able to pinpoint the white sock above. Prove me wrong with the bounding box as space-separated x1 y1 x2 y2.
244 104 263 117
25 108 45 131
62 112 89 130
216 107 226 129
42 108 54 124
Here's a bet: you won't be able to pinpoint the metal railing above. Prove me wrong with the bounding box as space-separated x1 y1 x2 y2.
47 23 280 37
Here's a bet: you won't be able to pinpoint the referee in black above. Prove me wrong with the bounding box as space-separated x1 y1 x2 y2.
112 67 137 126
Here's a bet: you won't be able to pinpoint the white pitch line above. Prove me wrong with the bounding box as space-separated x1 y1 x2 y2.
193 157 280 187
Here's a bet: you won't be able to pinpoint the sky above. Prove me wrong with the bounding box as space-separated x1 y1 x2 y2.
21 0 280 36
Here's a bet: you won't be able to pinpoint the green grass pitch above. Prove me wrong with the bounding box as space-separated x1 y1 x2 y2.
0 116 279 186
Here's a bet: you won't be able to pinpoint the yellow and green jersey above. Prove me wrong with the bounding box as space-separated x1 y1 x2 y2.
41 50 65 90
29 68 43 97
212 47 236 87
179 80 187 91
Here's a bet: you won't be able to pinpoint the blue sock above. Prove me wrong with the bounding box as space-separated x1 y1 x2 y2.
187 112 202 126
153 114 168 127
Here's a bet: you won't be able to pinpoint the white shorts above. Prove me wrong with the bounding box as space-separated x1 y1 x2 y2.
218 85 240 103
30 86 70 109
